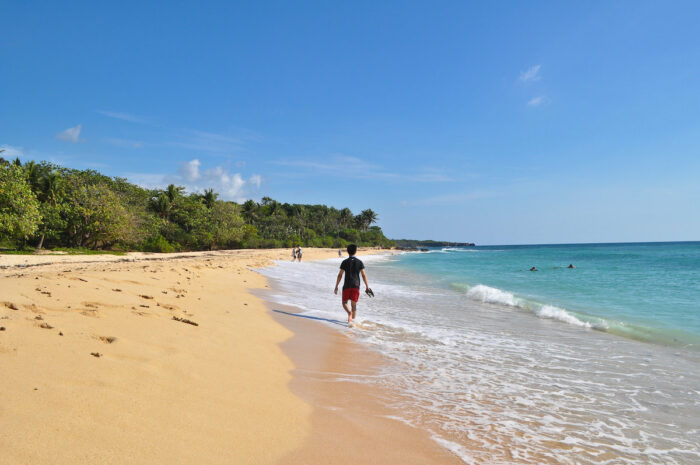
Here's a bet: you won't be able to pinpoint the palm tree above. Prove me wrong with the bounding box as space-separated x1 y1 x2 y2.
357 209 378 231
241 199 258 222
149 184 184 221
165 184 184 202
201 188 218 209
22 161 44 195
268 200 280 215
339 208 354 228
36 172 64 249
149 193 171 219
43 172 63 204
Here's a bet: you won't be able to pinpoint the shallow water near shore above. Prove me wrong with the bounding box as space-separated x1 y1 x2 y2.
260 245 700 464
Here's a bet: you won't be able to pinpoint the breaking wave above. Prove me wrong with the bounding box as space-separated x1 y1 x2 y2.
464 284 594 329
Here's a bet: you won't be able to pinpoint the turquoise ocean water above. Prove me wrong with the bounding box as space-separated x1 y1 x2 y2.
402 241 700 349
261 242 700 464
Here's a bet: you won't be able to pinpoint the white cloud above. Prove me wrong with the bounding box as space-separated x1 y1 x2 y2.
178 158 201 182
273 155 454 182
519 64 542 82
249 174 262 189
127 159 262 202
527 95 549 107
0 144 25 160
98 110 150 124
57 124 82 142
123 173 168 189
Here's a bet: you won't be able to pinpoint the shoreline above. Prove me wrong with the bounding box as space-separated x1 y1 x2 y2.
0 248 461 464
262 289 463 464
264 246 700 464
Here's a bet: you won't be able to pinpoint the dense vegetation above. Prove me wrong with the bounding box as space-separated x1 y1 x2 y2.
0 157 395 252
394 239 475 248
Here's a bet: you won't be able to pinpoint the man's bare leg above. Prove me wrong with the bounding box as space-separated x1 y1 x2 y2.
342 300 352 323
351 301 357 321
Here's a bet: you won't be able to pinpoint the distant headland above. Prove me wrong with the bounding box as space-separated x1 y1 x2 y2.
393 239 476 249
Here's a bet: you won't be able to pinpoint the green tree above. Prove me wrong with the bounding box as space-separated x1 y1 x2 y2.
149 192 171 219
36 171 66 249
241 199 258 222
0 164 42 243
166 184 184 202
201 188 218 209
62 178 130 248
198 201 244 249
359 209 379 231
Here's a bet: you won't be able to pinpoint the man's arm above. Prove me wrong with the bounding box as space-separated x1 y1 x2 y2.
334 269 344 294
361 269 369 290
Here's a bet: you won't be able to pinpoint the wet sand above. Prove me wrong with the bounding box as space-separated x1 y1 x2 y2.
269 300 463 464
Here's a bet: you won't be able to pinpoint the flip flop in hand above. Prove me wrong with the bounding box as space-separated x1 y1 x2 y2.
365 288 375 298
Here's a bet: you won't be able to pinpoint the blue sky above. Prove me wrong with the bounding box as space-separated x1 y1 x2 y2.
2 1 700 244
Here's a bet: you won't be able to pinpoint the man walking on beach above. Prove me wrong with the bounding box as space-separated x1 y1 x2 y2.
334 244 370 324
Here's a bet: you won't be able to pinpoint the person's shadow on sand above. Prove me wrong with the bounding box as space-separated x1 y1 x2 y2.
273 309 348 327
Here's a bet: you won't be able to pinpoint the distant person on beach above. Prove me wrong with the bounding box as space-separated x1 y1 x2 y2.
291 247 297 261
338 249 343 257
296 246 303 262
334 244 371 324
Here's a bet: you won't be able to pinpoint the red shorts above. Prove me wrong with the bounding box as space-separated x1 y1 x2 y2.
342 288 360 302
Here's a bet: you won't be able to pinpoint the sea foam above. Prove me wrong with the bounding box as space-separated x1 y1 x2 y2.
536 304 591 328
466 284 521 307
259 253 700 465
464 284 596 330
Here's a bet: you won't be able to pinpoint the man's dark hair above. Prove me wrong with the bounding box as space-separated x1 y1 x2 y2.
347 244 357 255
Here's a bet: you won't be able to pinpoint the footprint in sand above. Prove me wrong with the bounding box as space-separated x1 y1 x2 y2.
35 287 52 296
3 302 19 311
173 316 198 326
98 336 117 344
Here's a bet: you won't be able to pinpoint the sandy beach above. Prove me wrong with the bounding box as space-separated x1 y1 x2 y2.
0 248 460 464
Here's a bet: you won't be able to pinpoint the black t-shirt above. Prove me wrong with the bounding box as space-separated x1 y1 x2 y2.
340 256 365 290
